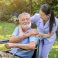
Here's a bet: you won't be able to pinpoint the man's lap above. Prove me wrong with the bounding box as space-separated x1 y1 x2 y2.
0 51 20 58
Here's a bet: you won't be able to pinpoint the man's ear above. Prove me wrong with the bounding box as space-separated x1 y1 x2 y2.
19 19 21 24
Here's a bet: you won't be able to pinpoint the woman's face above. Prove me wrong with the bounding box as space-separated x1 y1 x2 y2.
39 10 49 21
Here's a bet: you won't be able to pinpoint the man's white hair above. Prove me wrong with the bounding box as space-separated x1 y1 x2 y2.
18 12 30 20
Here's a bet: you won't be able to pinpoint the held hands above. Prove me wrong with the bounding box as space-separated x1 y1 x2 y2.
30 29 39 36
31 29 44 37
23 29 41 37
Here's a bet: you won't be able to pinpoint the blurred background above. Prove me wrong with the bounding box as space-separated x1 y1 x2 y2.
0 0 58 58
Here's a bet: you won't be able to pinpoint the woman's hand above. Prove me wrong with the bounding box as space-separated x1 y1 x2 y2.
35 33 42 37
35 32 53 38
30 29 39 36
23 29 39 37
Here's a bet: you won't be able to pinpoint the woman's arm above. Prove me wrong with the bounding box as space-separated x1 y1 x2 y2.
36 32 53 38
9 33 31 43
9 29 38 43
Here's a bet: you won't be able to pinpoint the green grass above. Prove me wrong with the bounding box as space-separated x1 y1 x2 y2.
49 38 58 58
0 21 15 35
0 21 16 40
0 21 58 58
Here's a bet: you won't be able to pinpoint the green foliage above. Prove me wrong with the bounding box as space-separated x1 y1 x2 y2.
0 0 58 22
54 5 58 17
31 1 39 14
48 0 58 17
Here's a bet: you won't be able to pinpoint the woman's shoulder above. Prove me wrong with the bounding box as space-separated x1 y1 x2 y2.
31 13 41 23
33 13 40 17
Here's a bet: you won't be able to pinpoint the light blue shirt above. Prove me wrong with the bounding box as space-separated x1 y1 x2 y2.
31 13 58 43
9 27 38 58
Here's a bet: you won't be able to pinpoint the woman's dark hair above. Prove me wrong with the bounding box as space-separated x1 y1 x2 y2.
40 4 55 33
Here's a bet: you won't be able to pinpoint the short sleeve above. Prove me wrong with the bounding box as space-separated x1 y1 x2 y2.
31 13 40 24
29 36 39 45
55 17 58 27
51 26 56 33
12 27 19 36
51 17 58 33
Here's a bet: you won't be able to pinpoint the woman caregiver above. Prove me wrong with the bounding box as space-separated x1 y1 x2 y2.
30 4 58 58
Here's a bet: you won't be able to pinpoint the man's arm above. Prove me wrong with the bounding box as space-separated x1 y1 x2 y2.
6 36 38 50
6 42 36 50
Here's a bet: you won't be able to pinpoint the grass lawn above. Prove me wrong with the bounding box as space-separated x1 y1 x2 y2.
0 21 16 40
0 21 58 58
49 38 58 58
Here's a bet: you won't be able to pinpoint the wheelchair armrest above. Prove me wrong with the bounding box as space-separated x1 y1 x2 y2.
0 40 9 44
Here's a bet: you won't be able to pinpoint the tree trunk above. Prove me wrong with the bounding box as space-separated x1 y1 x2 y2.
29 0 32 14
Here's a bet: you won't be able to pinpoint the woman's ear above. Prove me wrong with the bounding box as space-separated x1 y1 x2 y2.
48 14 51 17
47 14 51 18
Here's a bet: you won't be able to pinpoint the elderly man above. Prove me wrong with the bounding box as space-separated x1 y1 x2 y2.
1 12 39 58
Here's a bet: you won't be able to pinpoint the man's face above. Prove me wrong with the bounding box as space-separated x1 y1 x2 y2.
19 15 31 29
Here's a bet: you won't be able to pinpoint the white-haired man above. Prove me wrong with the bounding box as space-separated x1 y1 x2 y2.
3 12 39 58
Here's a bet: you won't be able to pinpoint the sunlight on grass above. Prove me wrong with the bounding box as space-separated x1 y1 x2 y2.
49 48 58 58
53 45 58 49
0 44 10 51
0 35 11 40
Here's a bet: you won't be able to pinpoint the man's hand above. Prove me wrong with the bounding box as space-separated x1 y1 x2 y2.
5 43 15 48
